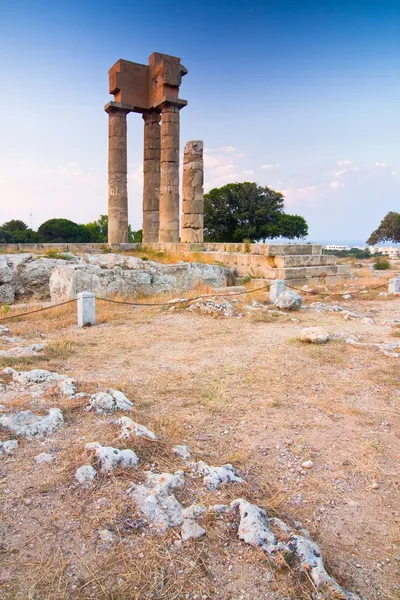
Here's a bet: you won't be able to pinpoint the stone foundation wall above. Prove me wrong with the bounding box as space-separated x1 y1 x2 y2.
0 243 352 293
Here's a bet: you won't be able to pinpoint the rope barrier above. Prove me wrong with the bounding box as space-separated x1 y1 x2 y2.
0 279 391 323
0 298 77 323
95 283 271 308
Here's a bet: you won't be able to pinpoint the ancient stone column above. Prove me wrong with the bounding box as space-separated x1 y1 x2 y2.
181 140 204 243
159 103 180 243
142 112 161 243
106 103 130 244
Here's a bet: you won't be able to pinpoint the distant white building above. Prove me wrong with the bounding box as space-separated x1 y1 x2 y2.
368 246 400 258
325 245 348 251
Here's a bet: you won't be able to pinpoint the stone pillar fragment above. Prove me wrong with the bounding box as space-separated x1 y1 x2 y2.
388 277 400 294
106 104 130 244
269 279 285 304
159 103 180 243
142 112 161 243
77 292 96 327
181 140 204 243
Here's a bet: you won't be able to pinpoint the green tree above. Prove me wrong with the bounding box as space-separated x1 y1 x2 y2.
0 220 38 243
37 218 90 243
204 182 308 242
367 212 400 245
83 214 109 242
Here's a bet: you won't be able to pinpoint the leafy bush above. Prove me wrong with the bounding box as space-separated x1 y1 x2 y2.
374 259 391 270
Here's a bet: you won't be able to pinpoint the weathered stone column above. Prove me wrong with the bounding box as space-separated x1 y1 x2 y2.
105 103 130 244
159 103 180 243
142 112 161 243
181 140 204 243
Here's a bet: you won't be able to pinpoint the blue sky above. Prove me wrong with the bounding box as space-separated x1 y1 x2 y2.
1 0 399 241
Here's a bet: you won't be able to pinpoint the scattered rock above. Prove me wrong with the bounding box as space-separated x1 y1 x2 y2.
34 452 53 464
302 460 314 469
191 461 244 490
181 519 206 541
75 464 97 486
274 290 302 311
231 498 359 598
288 534 359 599
88 389 134 414
0 439 18 455
117 416 156 440
298 327 329 344
173 445 191 460
85 442 139 472
4 368 77 397
231 499 277 554
0 343 47 357
0 325 11 336
0 408 64 439
309 302 344 313
127 470 185 531
188 297 236 318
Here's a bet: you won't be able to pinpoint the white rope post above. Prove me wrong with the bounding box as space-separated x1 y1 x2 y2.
388 277 400 294
269 279 285 304
77 292 96 327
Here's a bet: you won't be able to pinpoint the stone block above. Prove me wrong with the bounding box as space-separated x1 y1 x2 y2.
77 292 96 327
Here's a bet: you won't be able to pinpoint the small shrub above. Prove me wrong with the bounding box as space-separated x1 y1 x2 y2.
374 259 391 270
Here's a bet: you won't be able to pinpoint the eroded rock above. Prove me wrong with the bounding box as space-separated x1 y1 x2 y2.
0 439 18 455
298 327 329 344
127 470 185 531
187 298 236 318
75 464 97 486
191 461 244 490
274 290 302 311
85 442 139 472
0 408 64 439
117 416 156 440
88 390 134 414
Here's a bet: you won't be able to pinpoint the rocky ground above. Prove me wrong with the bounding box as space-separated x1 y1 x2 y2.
0 280 399 599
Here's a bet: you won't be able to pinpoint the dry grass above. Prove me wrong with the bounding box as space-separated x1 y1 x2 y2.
1 287 400 599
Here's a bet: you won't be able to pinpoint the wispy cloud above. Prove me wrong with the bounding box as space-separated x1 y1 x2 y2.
261 163 280 170
337 160 352 166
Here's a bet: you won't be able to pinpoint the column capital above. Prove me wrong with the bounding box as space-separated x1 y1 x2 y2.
159 99 187 112
142 111 161 125
104 101 133 115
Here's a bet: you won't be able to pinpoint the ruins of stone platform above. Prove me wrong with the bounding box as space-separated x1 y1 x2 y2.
142 242 352 285
0 243 351 303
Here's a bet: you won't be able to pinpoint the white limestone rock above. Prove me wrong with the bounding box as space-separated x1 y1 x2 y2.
0 343 47 358
88 389 133 414
231 499 277 554
0 408 64 439
0 439 18 455
85 442 139 472
191 461 244 490
181 519 206 542
75 464 97 486
274 290 302 311
298 327 329 344
182 504 206 520
173 445 191 460
288 534 359 599
127 470 185 531
188 298 236 318
116 416 156 440
34 452 53 464
0 325 11 336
